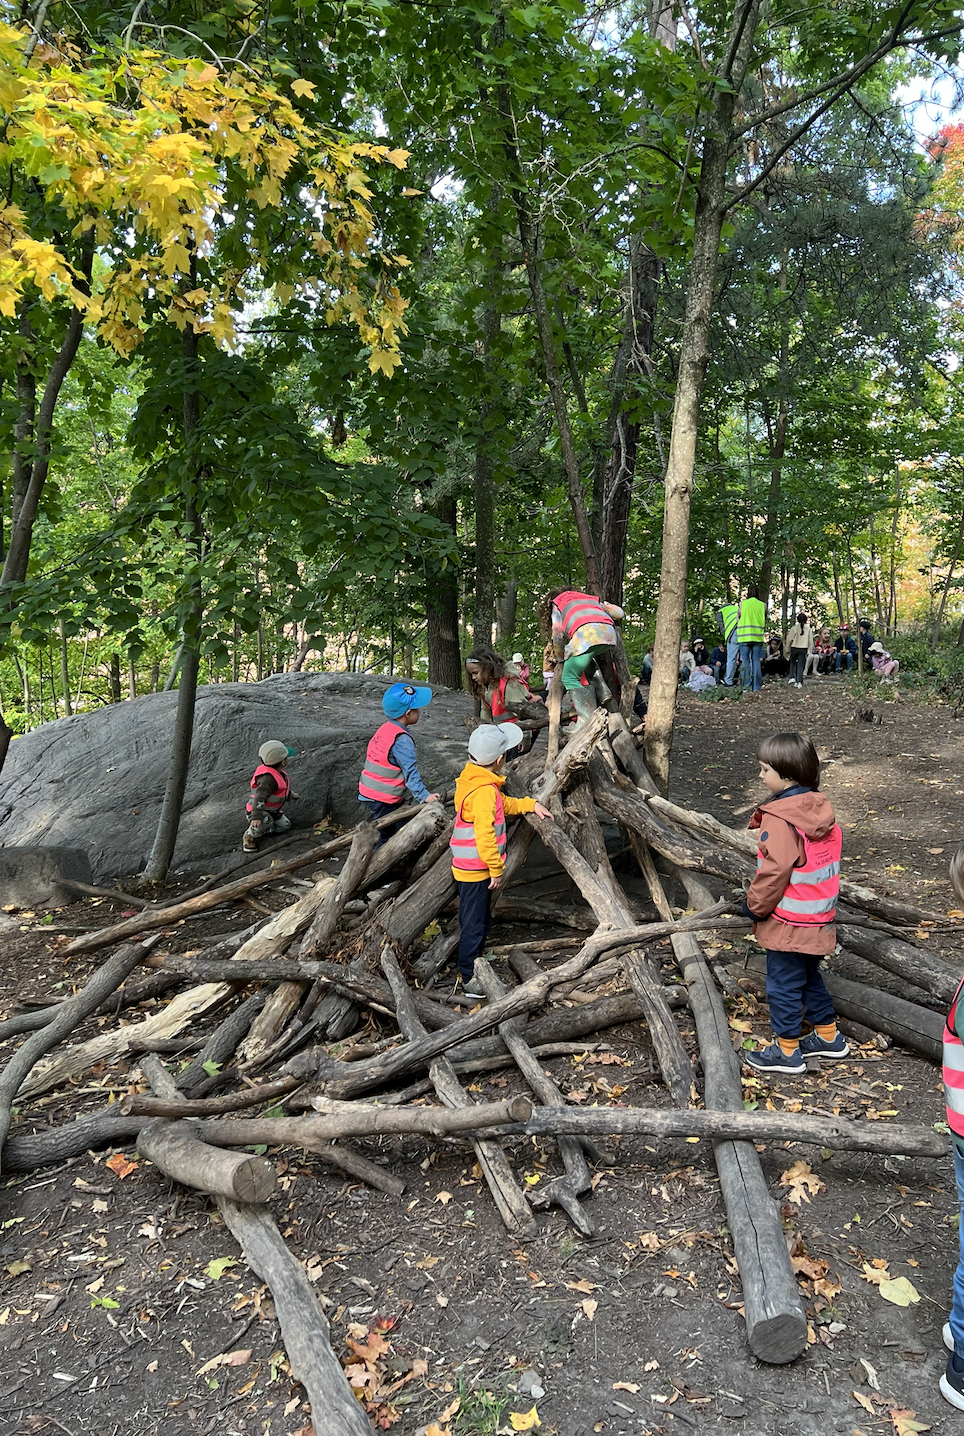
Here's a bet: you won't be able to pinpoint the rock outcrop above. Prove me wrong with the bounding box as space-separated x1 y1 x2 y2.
0 673 472 880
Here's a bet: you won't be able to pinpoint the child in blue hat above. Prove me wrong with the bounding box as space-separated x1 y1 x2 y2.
358 683 441 840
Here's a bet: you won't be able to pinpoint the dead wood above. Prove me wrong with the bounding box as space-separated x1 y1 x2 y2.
176 992 267 1092
192 1095 535 1145
545 666 565 766
58 879 154 909
0 936 161 1170
380 1042 615 1105
516 1106 948 1158
492 897 597 931
835 923 960 1004
139 1118 276 1202
299 823 377 959
474 957 595 1235
412 929 460 984
409 819 456 882
217 1198 374 1436
381 946 536 1236
122 1074 302 1118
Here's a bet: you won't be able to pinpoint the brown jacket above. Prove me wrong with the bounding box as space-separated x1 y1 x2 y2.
745 787 839 955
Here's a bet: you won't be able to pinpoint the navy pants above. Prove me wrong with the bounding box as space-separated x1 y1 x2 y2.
456 880 492 978
765 948 835 1039
360 797 404 846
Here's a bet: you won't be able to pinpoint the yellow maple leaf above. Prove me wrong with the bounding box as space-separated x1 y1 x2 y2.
891 1409 930 1435
291 78 316 99
369 347 401 377
509 1408 541 1431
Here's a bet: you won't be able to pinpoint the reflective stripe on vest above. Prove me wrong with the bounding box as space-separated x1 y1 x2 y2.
736 597 766 644
358 722 408 803
554 590 612 640
246 764 290 814
720 604 739 641
770 823 842 926
449 787 506 871
944 977 964 1137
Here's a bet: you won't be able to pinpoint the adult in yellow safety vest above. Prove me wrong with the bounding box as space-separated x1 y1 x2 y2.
736 586 767 693
714 600 740 687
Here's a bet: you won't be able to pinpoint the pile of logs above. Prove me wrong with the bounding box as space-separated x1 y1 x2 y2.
1 707 959 1432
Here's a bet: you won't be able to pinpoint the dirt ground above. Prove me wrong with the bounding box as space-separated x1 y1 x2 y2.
2 673 964 1436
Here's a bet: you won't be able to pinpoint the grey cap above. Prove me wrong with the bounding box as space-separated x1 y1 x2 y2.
259 740 293 766
467 722 524 764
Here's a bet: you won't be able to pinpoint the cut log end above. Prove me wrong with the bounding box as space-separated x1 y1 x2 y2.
746 1310 809 1366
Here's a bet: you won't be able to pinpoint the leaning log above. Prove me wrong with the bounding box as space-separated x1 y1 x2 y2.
218 1198 373 1436
381 947 536 1236
517 1105 948 1158
675 925 807 1364
299 823 377 958
176 992 267 1092
123 1074 301 1118
0 936 161 1167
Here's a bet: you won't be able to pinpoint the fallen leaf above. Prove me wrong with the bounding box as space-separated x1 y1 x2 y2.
859 1358 880 1391
204 1257 237 1280
861 1259 891 1286
509 1407 541 1431
105 1153 137 1180
4 1260 31 1278
416 1255 440 1270
643 1359 659 1371
196 1348 252 1377
891 1410 930 1435
146 1360 158 1373
878 1276 920 1307
566 1279 595 1293
853 1391 875 1414
613 1381 641 1393
436 1294 449 1307
779 1160 825 1206
440 1396 461 1421
434 1191 452 1205
580 1298 598 1322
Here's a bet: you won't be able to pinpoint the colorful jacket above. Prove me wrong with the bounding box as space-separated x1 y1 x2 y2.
744 786 840 955
247 764 290 818
944 976 964 1150
449 763 536 883
551 591 624 659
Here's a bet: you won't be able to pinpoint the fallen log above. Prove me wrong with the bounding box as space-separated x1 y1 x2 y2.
516 1106 948 1158
139 1118 276 1202
730 955 943 1063
591 774 750 885
380 1041 616 1105
218 1198 373 1436
0 936 162 1168
836 923 960 1004
198 1094 534 1144
381 947 536 1235
474 957 595 1235
412 929 460 985
492 897 597 932
176 992 267 1092
299 823 378 959
122 1074 302 1118
675 923 807 1364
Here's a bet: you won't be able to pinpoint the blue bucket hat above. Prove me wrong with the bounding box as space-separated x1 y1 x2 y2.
383 682 433 720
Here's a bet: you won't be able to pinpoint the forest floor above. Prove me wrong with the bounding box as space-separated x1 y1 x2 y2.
2 672 964 1436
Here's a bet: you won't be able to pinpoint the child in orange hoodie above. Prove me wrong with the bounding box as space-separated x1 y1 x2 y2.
741 730 847 1076
450 722 553 999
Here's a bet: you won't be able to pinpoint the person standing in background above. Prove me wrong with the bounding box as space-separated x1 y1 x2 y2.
737 586 767 693
715 599 740 686
786 611 814 689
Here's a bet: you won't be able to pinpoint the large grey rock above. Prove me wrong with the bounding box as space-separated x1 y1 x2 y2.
0 845 93 908
0 673 472 881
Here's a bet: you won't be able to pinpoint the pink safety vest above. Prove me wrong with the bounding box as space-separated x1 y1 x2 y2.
554 590 613 640
768 823 842 926
358 722 408 804
944 976 964 1139
489 676 510 719
246 764 290 815
450 785 506 872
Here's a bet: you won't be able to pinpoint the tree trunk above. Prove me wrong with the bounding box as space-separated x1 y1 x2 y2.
931 506 964 650
643 1 761 791
425 494 462 688
109 651 122 703
473 208 501 647
58 618 72 716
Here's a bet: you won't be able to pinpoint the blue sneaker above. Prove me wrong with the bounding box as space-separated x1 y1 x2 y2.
799 1030 850 1059
743 1043 805 1076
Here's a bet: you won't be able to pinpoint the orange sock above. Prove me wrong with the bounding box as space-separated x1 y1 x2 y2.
777 1036 800 1057
814 1021 838 1043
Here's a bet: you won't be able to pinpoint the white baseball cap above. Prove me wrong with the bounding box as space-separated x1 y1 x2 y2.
467 722 524 764
511 653 524 663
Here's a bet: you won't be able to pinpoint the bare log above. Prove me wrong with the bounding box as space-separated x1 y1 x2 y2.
517 1106 947 1158
218 1198 373 1436
122 1074 301 1118
299 824 377 958
412 929 460 984
475 958 595 1234
493 897 597 931
836 924 960 1004
381 946 536 1236
0 937 160 1168
58 878 155 908
139 1118 275 1202
176 992 267 1092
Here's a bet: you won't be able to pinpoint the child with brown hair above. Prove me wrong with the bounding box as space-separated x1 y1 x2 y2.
741 730 847 1076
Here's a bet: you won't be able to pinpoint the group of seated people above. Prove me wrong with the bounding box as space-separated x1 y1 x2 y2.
638 616 899 692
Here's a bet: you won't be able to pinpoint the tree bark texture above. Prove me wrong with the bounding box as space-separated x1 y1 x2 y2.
425 494 463 688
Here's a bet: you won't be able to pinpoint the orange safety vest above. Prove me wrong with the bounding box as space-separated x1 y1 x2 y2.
768 823 842 926
554 590 613 640
944 976 964 1140
450 785 506 872
247 764 290 814
489 676 510 719
358 722 408 805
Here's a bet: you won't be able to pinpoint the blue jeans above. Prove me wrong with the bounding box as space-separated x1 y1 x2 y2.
950 1143 964 1358
724 638 740 685
360 797 404 846
456 879 492 978
739 641 764 691
764 948 836 1039
835 651 854 672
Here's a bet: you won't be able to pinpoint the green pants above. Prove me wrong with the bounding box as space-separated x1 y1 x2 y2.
562 644 611 691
